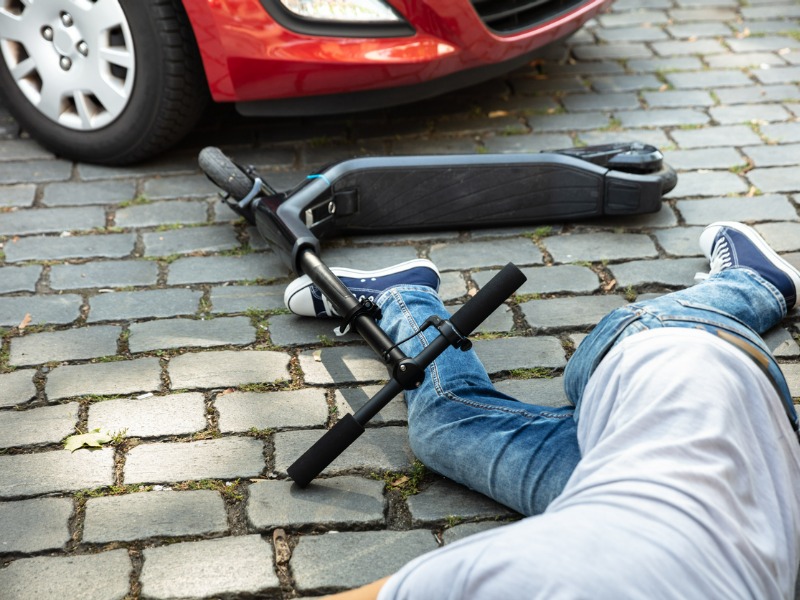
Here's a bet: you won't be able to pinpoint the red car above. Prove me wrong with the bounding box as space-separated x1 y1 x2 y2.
0 0 612 165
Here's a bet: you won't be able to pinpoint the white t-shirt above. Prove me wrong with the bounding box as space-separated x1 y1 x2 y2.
378 328 800 599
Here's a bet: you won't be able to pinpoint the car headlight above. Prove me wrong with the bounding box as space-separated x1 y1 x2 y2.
278 0 402 22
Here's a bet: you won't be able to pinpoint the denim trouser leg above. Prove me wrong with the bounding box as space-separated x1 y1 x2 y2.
377 285 582 517
564 268 797 428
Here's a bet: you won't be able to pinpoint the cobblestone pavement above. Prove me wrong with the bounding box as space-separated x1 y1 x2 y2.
2 0 800 598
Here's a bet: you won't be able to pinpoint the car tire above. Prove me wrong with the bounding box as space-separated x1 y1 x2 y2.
0 0 208 165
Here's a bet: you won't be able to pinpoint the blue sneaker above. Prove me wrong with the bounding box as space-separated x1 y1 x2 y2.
698 221 800 310
284 259 440 317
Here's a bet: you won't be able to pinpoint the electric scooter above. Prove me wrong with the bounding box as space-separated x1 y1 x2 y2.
198 143 677 486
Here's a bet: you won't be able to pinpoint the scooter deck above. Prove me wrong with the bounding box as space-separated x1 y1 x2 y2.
300 151 673 235
200 142 676 274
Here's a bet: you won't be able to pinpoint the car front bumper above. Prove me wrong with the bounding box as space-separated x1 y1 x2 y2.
183 0 612 111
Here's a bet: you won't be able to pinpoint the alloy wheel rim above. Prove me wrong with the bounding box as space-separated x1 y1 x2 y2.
0 0 136 131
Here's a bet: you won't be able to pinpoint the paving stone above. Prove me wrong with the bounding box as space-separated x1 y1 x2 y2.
115 200 208 229
142 224 239 256
651 39 728 56
609 257 707 288
520 295 628 330
544 232 657 263
247 476 386 530
595 25 669 42
706 52 788 69
669 7 738 21
666 22 733 39
473 336 566 374
0 369 37 407
0 159 72 185
762 122 800 143
83 489 228 543
4 233 136 263
217 388 329 431
268 313 361 346
710 104 792 125
654 226 706 256
572 44 653 61
77 154 197 181
753 67 800 86
447 301 515 334
561 93 641 112
783 363 800 397
0 402 78 448
0 206 106 236
128 316 255 353
744 144 800 168
125 437 265 484
88 288 201 322
0 448 114 498
140 535 279 599
0 294 82 327
141 174 219 200
512 75 588 94
754 222 800 252
482 132 574 154
670 125 763 148
429 238 541 271
715 85 800 105
442 521 506 545
676 194 798 225
408 479 515 525
316 245 420 270
292 530 437 592
600 203 679 229
0 549 131 600
47 357 162 400
527 112 611 132
494 376 571 408
626 56 704 73
87 392 207 438
335 385 408 425
298 345 388 385
10 325 120 366
598 9 670 27
0 264 41 293
765 328 800 359
168 253 288 285
273 426 414 476
748 167 800 194
42 180 136 207
617 108 710 128
577 129 672 149
168 349 290 389
0 139 54 161
209 284 286 313
642 90 716 108
665 148 746 171
0 497 73 553
665 70 753 89
741 5 800 19
439 271 469 301
0 184 35 207
727 35 800 53
667 170 749 198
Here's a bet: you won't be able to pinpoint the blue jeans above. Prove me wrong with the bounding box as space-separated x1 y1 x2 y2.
376 268 797 517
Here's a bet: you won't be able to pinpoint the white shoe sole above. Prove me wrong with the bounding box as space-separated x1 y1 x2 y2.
284 259 440 316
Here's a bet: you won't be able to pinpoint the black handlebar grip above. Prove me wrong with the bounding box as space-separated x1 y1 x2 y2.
287 413 365 487
450 263 527 336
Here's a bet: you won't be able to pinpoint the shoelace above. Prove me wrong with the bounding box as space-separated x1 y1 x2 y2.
695 236 733 282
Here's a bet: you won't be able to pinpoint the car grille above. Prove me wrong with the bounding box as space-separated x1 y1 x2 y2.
471 0 589 34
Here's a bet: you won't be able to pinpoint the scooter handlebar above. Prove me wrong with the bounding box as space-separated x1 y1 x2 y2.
450 263 527 337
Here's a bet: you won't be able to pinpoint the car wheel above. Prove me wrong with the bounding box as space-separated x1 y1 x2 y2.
0 0 208 164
